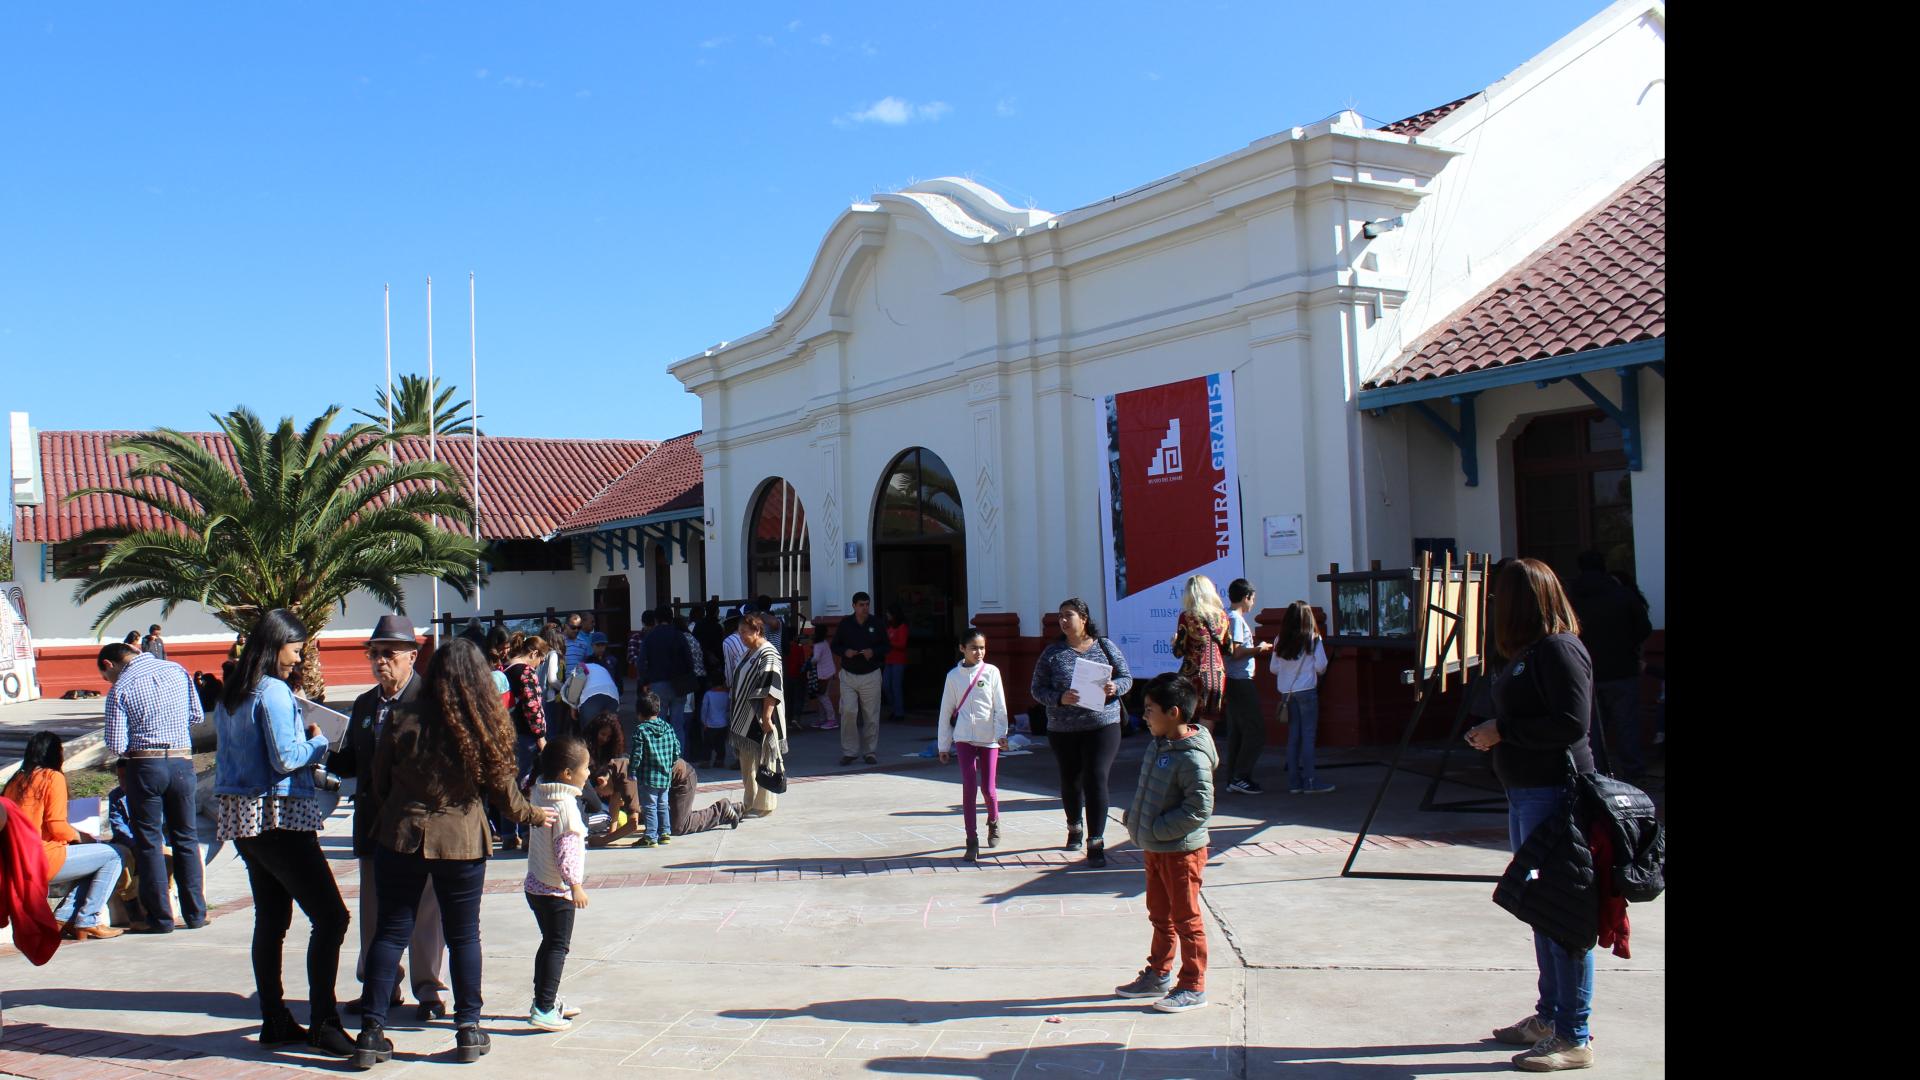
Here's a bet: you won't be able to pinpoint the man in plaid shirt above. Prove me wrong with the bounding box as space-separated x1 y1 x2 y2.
98 641 207 932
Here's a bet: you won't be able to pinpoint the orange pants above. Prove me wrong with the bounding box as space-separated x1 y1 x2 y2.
1143 848 1209 991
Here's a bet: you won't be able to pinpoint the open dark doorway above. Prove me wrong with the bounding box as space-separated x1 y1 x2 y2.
652 544 671 613
1514 410 1635 584
871 447 966 712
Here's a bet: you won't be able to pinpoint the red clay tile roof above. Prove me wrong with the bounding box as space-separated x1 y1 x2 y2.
1367 161 1665 390
555 431 703 535
14 430 657 543
1380 94 1477 137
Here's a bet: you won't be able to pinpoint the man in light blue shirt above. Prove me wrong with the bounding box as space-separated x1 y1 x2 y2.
1221 579 1273 794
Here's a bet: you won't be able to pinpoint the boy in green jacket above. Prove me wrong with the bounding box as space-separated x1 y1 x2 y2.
1116 672 1218 1013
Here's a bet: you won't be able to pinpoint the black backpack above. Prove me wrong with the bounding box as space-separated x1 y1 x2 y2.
1575 770 1665 903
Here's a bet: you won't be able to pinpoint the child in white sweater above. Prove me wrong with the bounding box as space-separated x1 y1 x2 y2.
936 627 1010 863
524 736 590 1032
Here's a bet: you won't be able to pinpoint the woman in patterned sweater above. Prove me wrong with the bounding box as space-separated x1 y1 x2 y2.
1029 598 1134 868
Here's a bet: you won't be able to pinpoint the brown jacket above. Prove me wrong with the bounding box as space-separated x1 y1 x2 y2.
371 706 537 860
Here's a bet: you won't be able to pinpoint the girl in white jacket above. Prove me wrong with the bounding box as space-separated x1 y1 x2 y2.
936 627 1010 863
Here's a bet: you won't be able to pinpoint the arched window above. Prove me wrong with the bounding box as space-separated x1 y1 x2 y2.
747 478 810 603
874 448 962 539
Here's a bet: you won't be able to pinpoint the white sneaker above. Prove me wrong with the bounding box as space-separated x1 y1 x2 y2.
529 1005 571 1032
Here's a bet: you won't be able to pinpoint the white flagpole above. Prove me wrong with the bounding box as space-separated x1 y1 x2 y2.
383 284 393 433
469 271 483 614
428 275 441 645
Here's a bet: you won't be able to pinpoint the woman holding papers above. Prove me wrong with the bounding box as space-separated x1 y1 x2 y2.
1030 598 1134 868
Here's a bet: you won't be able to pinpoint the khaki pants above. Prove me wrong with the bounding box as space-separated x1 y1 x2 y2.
839 668 882 756
356 856 448 997
735 737 781 817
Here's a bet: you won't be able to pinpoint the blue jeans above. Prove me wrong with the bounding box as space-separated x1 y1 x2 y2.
362 848 488 1028
883 663 907 719
1283 689 1321 790
52 842 123 928
649 681 690 745
125 756 207 928
641 785 671 839
491 734 541 846
1507 785 1595 1043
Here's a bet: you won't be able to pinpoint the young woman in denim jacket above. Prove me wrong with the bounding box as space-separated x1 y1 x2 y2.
212 608 354 1058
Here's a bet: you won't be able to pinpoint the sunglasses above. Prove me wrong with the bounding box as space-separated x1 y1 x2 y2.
367 648 412 660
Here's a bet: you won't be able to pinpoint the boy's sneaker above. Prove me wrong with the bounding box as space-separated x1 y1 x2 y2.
634 835 656 847
1227 778 1261 794
1114 967 1174 998
656 834 672 845
528 1005 572 1032
1513 1035 1594 1071
1493 1014 1555 1046
1152 989 1208 1013
1300 781 1336 794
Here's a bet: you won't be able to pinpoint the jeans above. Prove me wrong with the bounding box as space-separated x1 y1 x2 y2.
490 735 541 846
1593 677 1642 776
955 743 1000 839
526 893 576 1012
641 785 671 839
1507 785 1594 1043
648 681 690 746
883 663 907 720
354 858 447 998
51 843 123 929
124 756 206 929
1221 679 1265 782
232 829 350 1023
361 848 488 1029
1047 723 1121 841
1283 689 1321 790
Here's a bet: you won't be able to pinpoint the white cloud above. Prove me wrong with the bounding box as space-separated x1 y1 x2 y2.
700 35 731 48
474 67 490 79
576 89 593 98
500 74 544 89
860 41 878 57
835 96 952 127
813 33 833 46
995 96 1017 117
757 34 776 46
787 19 802 31
1145 71 1162 81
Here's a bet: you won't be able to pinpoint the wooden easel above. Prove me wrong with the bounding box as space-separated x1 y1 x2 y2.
1340 550 1503 883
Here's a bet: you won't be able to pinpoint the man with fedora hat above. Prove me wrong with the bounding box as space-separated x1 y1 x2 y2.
330 615 449 1020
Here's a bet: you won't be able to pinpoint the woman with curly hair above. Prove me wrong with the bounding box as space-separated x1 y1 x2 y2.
352 638 558 1069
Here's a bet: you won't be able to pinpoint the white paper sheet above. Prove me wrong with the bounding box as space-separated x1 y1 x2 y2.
1069 656 1113 709
298 696 353 749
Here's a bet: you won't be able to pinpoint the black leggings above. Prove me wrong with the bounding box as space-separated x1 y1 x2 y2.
233 829 350 1023
526 893 576 1011
1048 724 1122 840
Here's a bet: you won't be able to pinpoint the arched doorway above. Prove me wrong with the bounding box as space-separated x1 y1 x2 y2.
871 447 965 713
746 478 811 610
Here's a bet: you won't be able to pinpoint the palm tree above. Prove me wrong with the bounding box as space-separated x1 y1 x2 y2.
60 406 488 699
354 373 480 437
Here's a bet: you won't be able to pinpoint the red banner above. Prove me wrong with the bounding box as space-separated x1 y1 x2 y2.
1110 377 1226 598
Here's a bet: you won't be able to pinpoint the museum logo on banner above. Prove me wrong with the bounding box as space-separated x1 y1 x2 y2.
1097 373 1244 678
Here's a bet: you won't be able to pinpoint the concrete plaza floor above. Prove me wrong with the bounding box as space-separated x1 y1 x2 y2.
0 714 1666 1078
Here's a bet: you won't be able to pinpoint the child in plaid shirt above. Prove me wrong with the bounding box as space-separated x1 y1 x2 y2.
628 690 681 846
525 736 591 1032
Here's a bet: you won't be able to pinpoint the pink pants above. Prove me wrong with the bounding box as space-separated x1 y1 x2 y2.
956 743 1000 839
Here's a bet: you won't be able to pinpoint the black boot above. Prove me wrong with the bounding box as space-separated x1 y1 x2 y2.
987 819 1001 848
308 1016 356 1058
1087 837 1107 868
455 1024 491 1063
260 1008 308 1047
964 835 980 863
1065 822 1084 851
351 1022 393 1070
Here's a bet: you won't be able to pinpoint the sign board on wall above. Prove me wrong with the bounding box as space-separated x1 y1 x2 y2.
1263 514 1303 557
0 583 39 706
1095 373 1245 678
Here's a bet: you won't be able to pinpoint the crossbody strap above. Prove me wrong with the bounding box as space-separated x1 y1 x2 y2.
951 663 987 722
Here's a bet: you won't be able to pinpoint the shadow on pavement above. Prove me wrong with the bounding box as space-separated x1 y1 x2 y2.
871 1038 1524 1077
719 995 1149 1025
0 986 259 1019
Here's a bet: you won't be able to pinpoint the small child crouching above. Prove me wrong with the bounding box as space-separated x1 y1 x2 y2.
1116 673 1218 1013
525 736 591 1031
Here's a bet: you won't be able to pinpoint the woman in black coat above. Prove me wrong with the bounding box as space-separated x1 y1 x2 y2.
1465 558 1597 1072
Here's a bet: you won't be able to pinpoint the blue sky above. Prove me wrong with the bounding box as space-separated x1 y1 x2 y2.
2 0 1598 482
